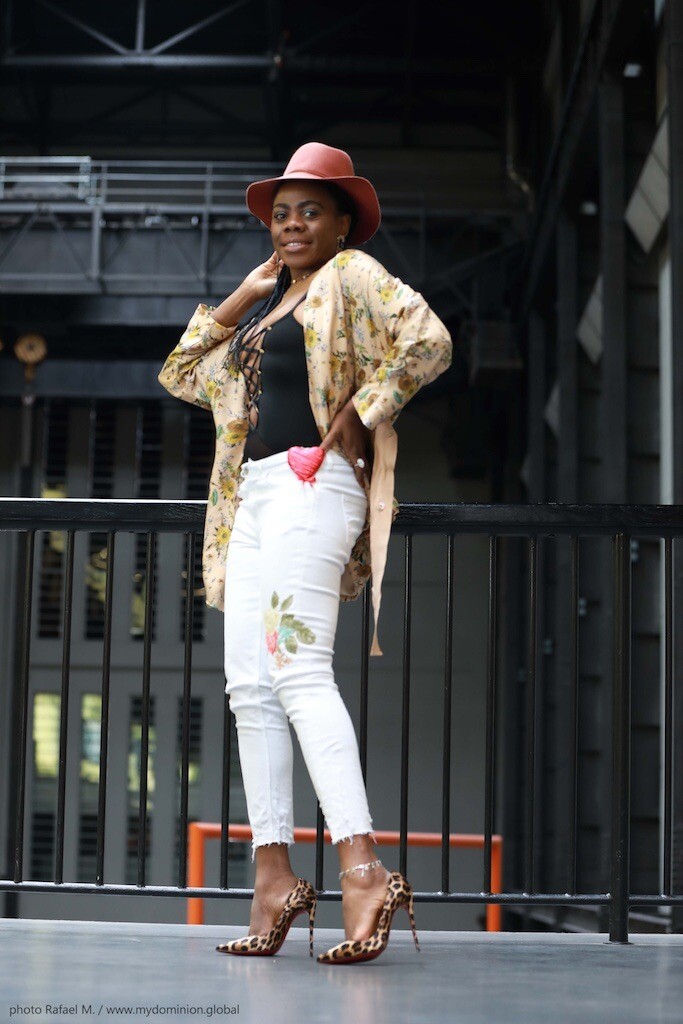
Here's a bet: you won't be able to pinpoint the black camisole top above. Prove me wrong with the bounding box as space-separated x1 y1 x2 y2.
240 295 321 461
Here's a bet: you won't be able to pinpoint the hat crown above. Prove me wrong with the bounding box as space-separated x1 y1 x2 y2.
245 140 381 244
283 142 355 180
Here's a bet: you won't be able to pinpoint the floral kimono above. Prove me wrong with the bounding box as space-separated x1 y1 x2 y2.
158 248 452 655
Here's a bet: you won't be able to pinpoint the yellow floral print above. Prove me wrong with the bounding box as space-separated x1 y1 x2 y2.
334 251 353 269
304 326 317 352
219 419 249 445
214 524 231 549
220 476 236 500
158 248 452 656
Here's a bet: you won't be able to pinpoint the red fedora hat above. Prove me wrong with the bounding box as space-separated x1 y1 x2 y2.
245 142 381 245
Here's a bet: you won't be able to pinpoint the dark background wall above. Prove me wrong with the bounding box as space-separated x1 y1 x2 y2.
0 0 679 934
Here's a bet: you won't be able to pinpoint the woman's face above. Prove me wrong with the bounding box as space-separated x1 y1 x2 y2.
270 181 351 275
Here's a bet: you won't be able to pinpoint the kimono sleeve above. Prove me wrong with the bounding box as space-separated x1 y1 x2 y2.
350 260 452 431
158 303 237 410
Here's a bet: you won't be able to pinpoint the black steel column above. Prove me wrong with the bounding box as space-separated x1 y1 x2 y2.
528 310 547 905
598 66 628 931
554 211 579 915
556 213 579 500
599 73 628 500
609 532 631 943
666 0 683 931
527 311 547 504
3 386 36 918
264 0 287 160
500 314 541 926
517 311 545 925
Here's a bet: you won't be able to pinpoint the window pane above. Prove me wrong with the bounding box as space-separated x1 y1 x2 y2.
33 692 60 778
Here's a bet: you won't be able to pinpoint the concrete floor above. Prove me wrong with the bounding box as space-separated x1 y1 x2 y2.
1 919 682 1024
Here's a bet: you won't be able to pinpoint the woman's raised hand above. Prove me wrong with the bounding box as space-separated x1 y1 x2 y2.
242 252 284 301
209 252 283 328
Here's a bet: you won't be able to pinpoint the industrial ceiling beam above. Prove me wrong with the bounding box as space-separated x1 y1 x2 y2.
35 0 129 56
148 0 256 56
33 0 258 58
0 54 497 76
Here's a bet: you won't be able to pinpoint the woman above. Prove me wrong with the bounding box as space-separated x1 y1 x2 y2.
158 142 452 964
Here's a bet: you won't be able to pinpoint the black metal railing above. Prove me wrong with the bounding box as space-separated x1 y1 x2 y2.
1 497 681 942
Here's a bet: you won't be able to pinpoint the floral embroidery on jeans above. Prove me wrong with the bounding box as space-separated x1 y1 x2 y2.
263 592 316 669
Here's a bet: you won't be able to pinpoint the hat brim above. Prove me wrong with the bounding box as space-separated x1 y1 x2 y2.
246 172 381 245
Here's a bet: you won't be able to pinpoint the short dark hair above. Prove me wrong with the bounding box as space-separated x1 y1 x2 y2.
318 181 358 241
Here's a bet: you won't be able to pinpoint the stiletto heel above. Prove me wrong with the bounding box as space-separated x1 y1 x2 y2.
308 897 317 958
216 878 317 957
317 870 419 965
407 889 420 951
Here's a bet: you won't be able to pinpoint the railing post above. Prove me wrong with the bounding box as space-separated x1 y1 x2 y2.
609 531 631 942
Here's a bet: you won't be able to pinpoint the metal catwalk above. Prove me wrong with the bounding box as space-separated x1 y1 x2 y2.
1 919 682 1024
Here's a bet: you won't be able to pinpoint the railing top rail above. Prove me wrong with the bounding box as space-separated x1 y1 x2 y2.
0 158 513 220
2 498 683 535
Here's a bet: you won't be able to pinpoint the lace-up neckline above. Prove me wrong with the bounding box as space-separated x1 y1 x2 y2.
238 293 308 432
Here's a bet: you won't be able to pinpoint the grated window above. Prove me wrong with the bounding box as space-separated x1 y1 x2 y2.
38 399 69 638
30 811 56 881
78 693 103 882
77 813 99 882
173 695 202 870
125 694 156 884
85 401 116 639
131 403 162 640
30 693 61 880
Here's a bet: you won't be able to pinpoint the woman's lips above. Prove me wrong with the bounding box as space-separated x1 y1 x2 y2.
281 240 310 251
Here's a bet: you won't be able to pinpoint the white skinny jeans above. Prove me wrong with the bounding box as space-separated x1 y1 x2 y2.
223 447 378 862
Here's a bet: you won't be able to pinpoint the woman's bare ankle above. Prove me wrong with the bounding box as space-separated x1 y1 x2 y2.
254 869 297 894
252 842 296 889
336 833 381 879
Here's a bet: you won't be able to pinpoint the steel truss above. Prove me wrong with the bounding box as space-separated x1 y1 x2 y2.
1 0 491 76
0 157 522 307
0 1 508 157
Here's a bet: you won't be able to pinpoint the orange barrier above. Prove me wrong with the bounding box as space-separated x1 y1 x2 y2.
187 823 503 930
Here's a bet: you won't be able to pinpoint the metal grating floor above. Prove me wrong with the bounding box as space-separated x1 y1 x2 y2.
1 919 682 1024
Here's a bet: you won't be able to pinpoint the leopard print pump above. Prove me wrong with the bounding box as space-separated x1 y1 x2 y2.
316 870 420 965
215 877 317 957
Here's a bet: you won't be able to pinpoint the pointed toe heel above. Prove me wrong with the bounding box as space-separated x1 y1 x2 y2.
215 878 317 957
316 870 419 965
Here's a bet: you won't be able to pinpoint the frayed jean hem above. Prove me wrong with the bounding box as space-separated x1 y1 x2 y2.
331 828 378 848
250 829 377 861
251 836 295 863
